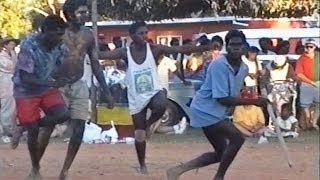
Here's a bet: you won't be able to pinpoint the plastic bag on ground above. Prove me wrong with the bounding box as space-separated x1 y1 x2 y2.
100 121 118 144
83 121 102 143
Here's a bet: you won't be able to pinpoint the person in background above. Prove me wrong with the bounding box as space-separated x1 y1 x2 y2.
112 36 123 49
276 40 290 55
295 39 319 130
0 37 19 143
261 55 297 97
157 54 190 90
259 37 276 55
264 103 299 138
233 105 266 138
242 46 262 93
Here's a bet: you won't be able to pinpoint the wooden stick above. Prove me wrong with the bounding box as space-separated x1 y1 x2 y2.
267 104 293 168
90 0 98 123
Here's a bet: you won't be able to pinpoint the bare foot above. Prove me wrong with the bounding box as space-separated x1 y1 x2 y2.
11 126 24 150
139 165 148 174
166 166 183 180
26 170 42 180
59 171 68 180
213 175 224 180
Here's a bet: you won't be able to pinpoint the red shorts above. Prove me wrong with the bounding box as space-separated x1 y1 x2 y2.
16 89 65 125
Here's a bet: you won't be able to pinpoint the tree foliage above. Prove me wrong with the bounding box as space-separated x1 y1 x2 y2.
0 0 318 38
0 0 36 38
97 0 318 21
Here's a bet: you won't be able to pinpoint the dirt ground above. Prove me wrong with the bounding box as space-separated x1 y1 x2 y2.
0 130 319 180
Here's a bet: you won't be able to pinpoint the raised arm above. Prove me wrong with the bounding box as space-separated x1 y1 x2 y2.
156 44 213 57
98 48 127 61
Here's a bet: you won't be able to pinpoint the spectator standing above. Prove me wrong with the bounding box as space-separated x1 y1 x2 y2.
259 37 276 55
0 37 19 142
295 39 319 130
242 46 262 93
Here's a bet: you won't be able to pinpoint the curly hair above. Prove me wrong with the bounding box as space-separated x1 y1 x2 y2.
63 0 88 21
128 21 147 35
40 15 67 32
225 29 246 46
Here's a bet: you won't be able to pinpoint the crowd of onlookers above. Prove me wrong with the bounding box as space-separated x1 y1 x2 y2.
1 33 319 143
96 34 319 144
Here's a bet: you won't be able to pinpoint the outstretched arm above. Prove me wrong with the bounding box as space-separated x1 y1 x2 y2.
98 48 127 61
156 44 214 57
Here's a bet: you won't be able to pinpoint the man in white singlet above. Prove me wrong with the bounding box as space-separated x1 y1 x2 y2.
99 21 216 174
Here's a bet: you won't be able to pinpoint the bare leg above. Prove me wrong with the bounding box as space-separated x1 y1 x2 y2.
303 107 312 129
38 126 55 161
59 119 85 180
146 90 167 127
11 126 26 149
11 107 69 150
135 133 147 174
310 104 320 129
132 108 148 174
167 121 245 180
26 123 42 180
155 126 174 134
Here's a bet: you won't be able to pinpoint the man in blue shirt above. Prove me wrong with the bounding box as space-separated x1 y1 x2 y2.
12 15 70 179
167 30 268 180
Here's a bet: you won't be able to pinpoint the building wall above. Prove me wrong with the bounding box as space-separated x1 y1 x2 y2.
98 22 243 45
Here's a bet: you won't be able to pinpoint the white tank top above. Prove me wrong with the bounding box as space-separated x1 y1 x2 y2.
125 43 163 115
267 63 289 82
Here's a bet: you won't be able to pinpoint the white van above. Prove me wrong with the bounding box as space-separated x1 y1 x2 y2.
206 28 320 54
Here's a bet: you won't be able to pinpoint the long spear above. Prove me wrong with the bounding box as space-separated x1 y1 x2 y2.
90 0 98 123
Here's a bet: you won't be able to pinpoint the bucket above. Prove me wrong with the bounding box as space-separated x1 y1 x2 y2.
97 103 133 125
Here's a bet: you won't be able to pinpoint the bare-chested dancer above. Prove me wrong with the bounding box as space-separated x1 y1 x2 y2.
99 21 216 174
12 0 114 179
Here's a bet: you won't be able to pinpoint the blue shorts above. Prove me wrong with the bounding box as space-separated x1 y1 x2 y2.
299 82 320 108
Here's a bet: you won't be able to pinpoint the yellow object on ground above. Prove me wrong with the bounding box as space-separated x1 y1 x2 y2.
97 104 133 125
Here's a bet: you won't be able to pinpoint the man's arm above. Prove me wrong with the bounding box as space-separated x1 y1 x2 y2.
20 70 65 88
156 44 213 58
217 97 266 107
98 48 126 61
87 37 114 107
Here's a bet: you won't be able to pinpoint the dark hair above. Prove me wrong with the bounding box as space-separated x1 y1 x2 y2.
63 0 88 21
183 39 192 45
128 21 147 35
225 29 246 46
170 38 179 46
211 35 223 46
281 103 292 112
112 36 121 42
248 46 260 53
40 15 67 32
198 35 211 45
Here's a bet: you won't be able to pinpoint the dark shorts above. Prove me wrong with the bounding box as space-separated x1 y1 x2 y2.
16 89 65 125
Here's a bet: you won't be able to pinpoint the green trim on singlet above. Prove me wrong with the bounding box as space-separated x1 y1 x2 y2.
314 52 320 81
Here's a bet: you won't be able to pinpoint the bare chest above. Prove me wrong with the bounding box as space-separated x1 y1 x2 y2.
63 30 91 60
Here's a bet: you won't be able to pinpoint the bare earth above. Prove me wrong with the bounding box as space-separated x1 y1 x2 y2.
0 130 319 180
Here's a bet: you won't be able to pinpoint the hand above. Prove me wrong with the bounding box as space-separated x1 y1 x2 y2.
101 90 114 109
183 80 192 86
253 97 269 107
248 73 257 79
311 81 320 88
50 78 69 88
